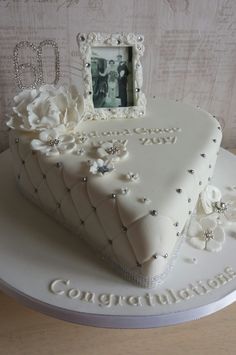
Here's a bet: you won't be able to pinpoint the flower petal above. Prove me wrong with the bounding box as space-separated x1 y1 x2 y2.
97 148 107 158
206 185 222 202
200 185 222 214
60 134 75 144
214 226 225 243
90 166 98 174
10 85 84 132
187 219 203 238
189 237 205 250
119 150 128 159
59 142 76 154
31 139 46 151
224 199 236 222
200 217 217 230
97 159 105 167
45 147 59 156
39 130 53 142
54 124 67 135
102 142 113 149
206 240 222 252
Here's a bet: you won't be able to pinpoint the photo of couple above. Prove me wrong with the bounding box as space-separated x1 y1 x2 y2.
91 47 134 108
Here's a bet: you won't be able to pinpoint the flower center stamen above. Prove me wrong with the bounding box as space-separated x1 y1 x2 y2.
203 228 214 249
97 165 110 174
105 145 121 155
49 138 60 147
204 229 214 241
213 201 228 214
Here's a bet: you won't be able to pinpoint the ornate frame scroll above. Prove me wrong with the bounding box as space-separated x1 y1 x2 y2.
77 32 146 120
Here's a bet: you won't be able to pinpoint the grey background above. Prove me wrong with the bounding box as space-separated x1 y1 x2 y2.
1 0 236 151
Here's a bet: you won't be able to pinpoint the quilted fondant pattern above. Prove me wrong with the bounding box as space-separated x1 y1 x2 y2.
10 134 181 282
8 99 222 288
10 135 150 269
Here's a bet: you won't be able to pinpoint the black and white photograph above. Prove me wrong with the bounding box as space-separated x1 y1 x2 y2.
91 46 134 108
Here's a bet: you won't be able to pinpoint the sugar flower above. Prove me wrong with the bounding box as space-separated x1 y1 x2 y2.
76 135 88 144
31 126 76 156
213 198 236 224
126 172 140 182
187 216 225 252
97 140 128 161
199 185 236 223
119 187 130 195
198 185 222 214
89 159 114 176
7 85 84 132
75 146 86 156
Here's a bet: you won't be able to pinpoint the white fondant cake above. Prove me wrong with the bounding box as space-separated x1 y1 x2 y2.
7 86 222 288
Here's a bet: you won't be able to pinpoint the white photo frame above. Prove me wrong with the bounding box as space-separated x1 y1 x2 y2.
77 32 146 120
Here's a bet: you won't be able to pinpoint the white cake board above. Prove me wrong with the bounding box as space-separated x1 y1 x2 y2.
0 148 236 329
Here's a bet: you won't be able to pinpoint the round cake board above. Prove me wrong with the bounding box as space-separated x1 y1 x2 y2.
0 148 236 329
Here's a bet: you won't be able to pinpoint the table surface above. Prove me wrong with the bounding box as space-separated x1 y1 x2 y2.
0 290 235 355
1 149 236 355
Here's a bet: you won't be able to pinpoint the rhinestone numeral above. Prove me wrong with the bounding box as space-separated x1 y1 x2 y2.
13 40 60 90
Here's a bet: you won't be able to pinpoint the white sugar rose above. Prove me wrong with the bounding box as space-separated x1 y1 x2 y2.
7 85 84 132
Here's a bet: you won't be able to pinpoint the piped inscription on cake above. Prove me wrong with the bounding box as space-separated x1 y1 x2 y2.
80 127 181 147
48 266 236 308
139 136 177 145
83 127 181 137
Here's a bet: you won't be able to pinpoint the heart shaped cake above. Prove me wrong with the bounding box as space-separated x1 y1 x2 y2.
7 85 222 288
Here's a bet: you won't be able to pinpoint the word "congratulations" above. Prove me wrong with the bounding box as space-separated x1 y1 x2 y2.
49 266 236 308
